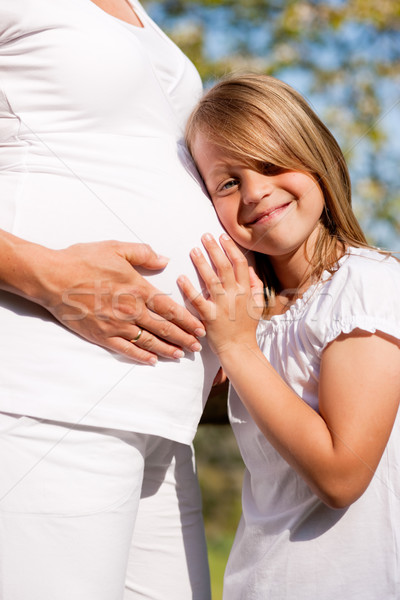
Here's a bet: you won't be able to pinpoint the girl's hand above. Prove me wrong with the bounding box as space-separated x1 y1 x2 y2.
177 233 264 357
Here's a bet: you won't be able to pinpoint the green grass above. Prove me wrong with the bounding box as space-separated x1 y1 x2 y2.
207 535 236 599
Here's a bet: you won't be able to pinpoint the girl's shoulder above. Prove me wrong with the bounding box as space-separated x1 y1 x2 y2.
303 246 400 354
326 246 400 297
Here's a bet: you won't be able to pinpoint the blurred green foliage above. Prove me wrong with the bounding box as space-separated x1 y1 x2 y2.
144 0 400 248
194 421 243 599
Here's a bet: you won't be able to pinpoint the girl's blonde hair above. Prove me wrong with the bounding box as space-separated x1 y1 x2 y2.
185 73 372 300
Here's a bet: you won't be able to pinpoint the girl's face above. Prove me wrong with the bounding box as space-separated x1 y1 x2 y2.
192 132 325 263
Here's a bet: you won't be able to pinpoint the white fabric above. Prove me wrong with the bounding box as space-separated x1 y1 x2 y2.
0 0 223 443
0 412 210 600
225 247 400 599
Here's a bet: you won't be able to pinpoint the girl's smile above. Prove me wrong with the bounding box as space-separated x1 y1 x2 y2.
244 200 295 226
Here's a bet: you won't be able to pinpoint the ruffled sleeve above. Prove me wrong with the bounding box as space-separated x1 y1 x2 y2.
304 249 400 357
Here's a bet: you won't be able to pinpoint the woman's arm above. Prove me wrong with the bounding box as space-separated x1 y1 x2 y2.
178 234 400 508
0 229 205 364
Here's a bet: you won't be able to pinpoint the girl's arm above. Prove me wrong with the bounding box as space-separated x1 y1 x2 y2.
0 229 205 364
178 233 400 509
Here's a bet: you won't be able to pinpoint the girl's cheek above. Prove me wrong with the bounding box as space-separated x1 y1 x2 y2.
215 212 231 232
211 203 226 222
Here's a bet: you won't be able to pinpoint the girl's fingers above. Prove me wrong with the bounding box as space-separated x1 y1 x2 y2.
190 246 226 299
201 234 237 289
249 266 264 291
219 234 251 284
249 266 266 312
177 275 212 320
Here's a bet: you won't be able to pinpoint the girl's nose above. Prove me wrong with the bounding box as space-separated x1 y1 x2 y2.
241 171 273 205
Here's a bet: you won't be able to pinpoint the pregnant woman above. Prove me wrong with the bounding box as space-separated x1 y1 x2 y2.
0 1 222 598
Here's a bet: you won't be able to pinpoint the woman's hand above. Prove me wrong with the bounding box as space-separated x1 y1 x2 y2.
177 233 264 357
1 232 205 364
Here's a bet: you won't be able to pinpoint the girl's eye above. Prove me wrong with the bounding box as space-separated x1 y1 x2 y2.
221 179 239 191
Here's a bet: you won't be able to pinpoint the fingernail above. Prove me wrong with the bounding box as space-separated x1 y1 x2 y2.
191 342 202 352
194 327 206 338
191 247 202 256
203 233 213 241
173 349 185 359
221 233 230 241
157 254 170 262
148 357 158 366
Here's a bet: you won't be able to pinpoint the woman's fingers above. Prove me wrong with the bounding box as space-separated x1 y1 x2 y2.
143 279 206 341
103 324 191 366
104 336 158 365
119 240 208 339
50 237 255 363
134 309 202 354
127 327 186 360
48 241 206 360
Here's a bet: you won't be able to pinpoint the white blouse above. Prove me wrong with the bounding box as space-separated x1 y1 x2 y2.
0 0 223 442
225 247 400 599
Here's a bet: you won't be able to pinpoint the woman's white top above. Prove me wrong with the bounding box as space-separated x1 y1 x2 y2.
225 248 400 599
0 0 223 443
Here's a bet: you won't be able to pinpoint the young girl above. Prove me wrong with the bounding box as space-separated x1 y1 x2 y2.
178 74 400 599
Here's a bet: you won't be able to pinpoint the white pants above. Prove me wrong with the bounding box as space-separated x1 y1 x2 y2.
0 413 210 600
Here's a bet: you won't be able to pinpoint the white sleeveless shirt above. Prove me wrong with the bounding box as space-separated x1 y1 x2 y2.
0 0 223 443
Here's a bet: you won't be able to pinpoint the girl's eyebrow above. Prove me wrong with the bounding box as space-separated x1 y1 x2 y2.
206 164 228 178
206 160 243 178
